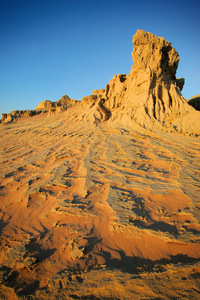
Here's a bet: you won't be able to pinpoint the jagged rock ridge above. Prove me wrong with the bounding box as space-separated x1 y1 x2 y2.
1 95 77 124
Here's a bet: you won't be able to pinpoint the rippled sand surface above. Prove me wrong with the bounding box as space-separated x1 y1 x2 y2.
0 111 200 299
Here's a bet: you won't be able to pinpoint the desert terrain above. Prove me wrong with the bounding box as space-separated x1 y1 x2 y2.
0 30 200 299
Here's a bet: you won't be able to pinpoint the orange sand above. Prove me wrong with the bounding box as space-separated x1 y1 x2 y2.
0 111 200 299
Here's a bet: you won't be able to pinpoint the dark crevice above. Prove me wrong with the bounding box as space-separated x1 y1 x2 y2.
152 94 157 119
168 91 173 107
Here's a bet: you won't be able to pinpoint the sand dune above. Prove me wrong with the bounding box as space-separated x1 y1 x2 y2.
0 111 200 299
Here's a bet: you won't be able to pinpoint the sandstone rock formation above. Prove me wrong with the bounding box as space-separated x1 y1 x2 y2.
35 99 56 110
35 95 77 111
1 95 77 124
1 110 41 124
188 95 200 111
81 30 199 133
1 30 199 135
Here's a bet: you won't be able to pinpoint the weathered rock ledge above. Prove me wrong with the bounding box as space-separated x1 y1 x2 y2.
1 95 77 124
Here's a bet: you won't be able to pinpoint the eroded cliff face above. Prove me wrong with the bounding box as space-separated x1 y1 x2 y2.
103 31 197 129
80 30 199 134
1 30 199 134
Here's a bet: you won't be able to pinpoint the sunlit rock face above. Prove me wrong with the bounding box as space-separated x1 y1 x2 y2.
35 95 77 112
98 30 197 131
1 30 200 134
131 29 179 81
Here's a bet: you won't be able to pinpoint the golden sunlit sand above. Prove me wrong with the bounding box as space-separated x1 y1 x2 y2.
0 30 200 299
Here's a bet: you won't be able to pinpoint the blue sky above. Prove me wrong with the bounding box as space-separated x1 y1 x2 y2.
0 0 200 116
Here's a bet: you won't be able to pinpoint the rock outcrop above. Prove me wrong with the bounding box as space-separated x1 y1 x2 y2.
1 95 77 124
80 30 199 134
103 30 194 126
1 30 199 134
35 95 77 114
35 100 56 110
188 95 200 111
1 110 41 124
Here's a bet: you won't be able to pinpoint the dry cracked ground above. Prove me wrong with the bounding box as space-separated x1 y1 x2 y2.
0 111 200 299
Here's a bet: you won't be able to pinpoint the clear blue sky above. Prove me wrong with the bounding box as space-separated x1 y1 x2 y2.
0 0 200 116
